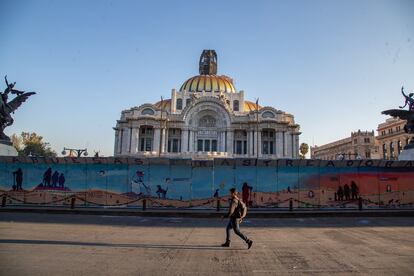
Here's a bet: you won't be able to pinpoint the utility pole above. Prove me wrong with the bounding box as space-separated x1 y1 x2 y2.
62 147 88 158
159 96 164 157
256 98 259 159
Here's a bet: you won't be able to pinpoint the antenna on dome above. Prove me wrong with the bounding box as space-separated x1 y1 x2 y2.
199 50 217 75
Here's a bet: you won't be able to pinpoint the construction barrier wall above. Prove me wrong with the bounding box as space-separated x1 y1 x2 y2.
0 156 413 209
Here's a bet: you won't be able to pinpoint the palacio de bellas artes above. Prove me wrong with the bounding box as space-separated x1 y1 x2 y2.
114 50 300 159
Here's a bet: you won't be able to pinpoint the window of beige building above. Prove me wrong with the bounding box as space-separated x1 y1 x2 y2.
390 142 395 159
262 129 275 154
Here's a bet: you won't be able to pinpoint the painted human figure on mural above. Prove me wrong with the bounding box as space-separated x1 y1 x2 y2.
131 170 151 197
58 173 65 188
52 171 59 187
213 189 219 198
12 168 23 191
242 182 253 206
156 185 168 199
351 181 359 200
43 167 52 187
343 184 351 201
337 186 344 201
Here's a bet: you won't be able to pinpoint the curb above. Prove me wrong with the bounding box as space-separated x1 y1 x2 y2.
1 207 414 218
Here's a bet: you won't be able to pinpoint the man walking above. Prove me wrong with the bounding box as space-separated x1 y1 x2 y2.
221 188 253 249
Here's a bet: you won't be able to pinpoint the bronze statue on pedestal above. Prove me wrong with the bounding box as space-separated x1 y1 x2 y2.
382 86 414 150
0 76 36 143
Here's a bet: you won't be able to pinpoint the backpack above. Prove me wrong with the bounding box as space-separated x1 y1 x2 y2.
235 199 247 218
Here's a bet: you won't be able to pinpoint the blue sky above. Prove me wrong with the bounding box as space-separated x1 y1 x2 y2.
1 0 413 156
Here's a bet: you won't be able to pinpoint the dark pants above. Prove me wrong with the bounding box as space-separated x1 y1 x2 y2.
226 217 248 243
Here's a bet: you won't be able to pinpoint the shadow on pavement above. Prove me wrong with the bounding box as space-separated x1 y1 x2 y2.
0 239 245 251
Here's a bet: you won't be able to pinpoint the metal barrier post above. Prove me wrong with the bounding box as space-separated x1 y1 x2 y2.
358 197 362 211
142 199 146 211
1 194 6 207
216 199 220 212
289 199 293 211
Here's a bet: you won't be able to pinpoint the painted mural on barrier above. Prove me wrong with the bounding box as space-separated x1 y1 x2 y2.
0 156 413 209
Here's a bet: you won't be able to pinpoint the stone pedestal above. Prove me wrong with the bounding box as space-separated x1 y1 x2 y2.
0 141 18 156
398 141 414 160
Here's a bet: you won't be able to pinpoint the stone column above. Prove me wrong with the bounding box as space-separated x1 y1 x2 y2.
276 131 283 158
257 130 262 158
161 128 168 153
181 129 187 153
153 128 160 154
221 131 226 152
114 129 119 155
252 131 257 157
294 134 300 158
117 129 123 154
121 127 130 155
227 130 234 155
130 128 139 154
189 130 194 152
247 131 252 156
285 132 292 158
282 131 287 157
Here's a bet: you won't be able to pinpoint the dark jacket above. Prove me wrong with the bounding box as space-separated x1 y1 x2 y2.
225 197 240 218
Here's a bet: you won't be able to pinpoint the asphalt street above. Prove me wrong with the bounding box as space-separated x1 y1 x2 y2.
0 213 413 275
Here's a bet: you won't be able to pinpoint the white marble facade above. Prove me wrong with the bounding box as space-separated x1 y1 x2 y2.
114 50 300 159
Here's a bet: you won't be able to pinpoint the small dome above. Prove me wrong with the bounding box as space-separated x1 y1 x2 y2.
180 75 236 93
244 101 262 111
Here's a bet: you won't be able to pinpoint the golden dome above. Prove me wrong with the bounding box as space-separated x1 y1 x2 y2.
179 75 237 93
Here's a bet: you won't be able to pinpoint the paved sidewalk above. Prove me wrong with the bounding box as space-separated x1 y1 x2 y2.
0 213 413 275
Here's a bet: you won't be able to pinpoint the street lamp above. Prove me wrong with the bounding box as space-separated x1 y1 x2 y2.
62 147 88 157
335 152 362 160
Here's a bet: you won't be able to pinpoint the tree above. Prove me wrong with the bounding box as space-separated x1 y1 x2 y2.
12 132 57 157
299 143 309 159
11 133 22 151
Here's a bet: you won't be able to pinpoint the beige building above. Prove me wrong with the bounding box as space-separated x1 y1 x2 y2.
114 50 301 159
376 117 413 160
311 130 379 160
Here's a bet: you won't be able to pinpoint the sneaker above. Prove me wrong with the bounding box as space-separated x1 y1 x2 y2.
221 242 230 247
247 240 253 249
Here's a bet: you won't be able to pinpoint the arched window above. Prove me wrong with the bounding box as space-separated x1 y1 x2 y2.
233 100 239 111
199 115 216 127
186 98 191 107
390 142 395 159
262 111 275 118
141 108 155 115
176 98 183 110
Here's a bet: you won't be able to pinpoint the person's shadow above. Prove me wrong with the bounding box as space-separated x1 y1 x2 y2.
0 239 245 250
